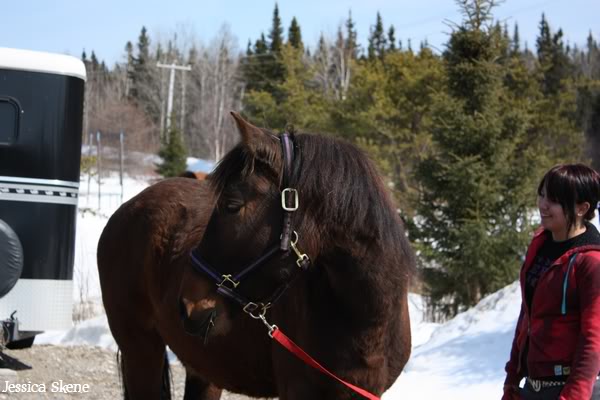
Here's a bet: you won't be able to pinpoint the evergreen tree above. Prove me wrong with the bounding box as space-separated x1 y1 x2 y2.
288 17 303 50
345 10 359 59
511 23 520 55
536 14 572 95
368 12 387 60
388 26 397 52
136 26 151 64
156 115 187 177
255 33 268 54
586 31 600 78
242 5 287 114
155 42 164 62
414 0 544 318
130 26 151 101
455 0 497 31
269 3 284 53
242 33 271 93
90 51 99 69
124 41 134 65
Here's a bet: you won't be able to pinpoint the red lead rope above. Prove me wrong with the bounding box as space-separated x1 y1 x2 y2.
271 328 381 400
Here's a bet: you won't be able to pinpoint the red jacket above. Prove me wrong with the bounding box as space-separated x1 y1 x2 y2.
504 228 600 400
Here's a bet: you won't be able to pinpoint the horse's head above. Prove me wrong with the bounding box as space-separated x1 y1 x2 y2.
179 113 314 339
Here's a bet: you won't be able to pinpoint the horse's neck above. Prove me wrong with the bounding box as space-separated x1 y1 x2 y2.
316 248 399 321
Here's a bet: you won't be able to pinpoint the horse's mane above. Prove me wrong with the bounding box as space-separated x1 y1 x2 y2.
295 135 406 248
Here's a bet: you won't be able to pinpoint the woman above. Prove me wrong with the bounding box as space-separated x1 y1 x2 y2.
503 164 600 400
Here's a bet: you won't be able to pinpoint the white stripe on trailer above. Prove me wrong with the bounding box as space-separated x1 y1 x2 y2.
0 192 78 205
0 279 74 331
0 176 79 188
0 183 78 194
0 180 79 205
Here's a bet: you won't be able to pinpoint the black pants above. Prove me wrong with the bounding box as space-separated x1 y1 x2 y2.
521 378 600 399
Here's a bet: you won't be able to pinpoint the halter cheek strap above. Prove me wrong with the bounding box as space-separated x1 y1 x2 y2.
280 132 296 251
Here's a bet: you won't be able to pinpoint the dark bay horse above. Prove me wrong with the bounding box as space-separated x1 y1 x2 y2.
97 112 414 399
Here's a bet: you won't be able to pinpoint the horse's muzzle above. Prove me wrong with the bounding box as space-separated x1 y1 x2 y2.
179 299 217 338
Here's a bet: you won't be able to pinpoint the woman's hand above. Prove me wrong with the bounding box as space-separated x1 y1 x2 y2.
502 384 520 400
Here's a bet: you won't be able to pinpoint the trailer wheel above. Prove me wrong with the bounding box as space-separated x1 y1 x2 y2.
0 219 23 298
6 335 35 349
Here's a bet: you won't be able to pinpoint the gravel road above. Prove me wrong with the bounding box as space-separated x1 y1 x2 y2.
0 345 268 400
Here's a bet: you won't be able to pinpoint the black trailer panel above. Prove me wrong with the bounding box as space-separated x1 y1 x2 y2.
0 70 84 181
0 48 85 338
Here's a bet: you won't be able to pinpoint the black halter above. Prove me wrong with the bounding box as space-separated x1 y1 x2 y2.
189 131 310 316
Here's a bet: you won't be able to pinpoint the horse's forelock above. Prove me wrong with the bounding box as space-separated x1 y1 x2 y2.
209 139 283 198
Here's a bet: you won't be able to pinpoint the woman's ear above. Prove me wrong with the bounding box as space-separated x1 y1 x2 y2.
576 201 591 218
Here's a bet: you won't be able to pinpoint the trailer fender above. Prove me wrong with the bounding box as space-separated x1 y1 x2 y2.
0 219 23 298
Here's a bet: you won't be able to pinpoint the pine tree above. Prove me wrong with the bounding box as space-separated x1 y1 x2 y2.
125 41 134 65
368 12 387 60
414 0 544 319
288 17 303 50
388 26 397 53
536 14 573 95
136 26 151 64
536 15 572 96
242 33 271 93
345 10 359 59
156 115 187 177
255 33 268 54
269 3 284 53
130 26 151 101
511 23 520 55
90 51 99 70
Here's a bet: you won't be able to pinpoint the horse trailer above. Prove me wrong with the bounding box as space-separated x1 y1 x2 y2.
0 47 86 348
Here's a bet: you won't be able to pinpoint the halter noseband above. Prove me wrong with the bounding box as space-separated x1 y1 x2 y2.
188 131 310 317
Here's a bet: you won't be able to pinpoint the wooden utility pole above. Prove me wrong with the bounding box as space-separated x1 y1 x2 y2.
156 62 191 138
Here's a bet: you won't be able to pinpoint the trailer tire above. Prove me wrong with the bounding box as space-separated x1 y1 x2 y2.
0 219 23 298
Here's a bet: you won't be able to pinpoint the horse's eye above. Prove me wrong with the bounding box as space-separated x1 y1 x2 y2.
224 199 244 214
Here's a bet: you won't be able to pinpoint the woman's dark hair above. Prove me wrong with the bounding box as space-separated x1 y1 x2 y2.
537 164 600 233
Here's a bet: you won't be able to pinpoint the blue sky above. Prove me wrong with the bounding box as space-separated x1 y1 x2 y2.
2 0 598 66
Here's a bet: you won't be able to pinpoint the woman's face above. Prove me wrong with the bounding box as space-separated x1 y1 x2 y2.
537 189 569 239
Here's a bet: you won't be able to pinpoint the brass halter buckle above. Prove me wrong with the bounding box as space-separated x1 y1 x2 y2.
217 274 240 289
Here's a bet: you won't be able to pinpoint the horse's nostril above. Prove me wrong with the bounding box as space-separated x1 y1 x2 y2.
180 301 217 337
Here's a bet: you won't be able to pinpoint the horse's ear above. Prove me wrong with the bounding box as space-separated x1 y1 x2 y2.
230 112 264 143
230 112 276 159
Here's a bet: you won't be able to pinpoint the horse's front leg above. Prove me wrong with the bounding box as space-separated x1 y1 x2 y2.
118 328 171 399
183 369 222 400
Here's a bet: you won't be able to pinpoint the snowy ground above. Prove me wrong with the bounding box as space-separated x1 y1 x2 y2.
33 169 538 399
